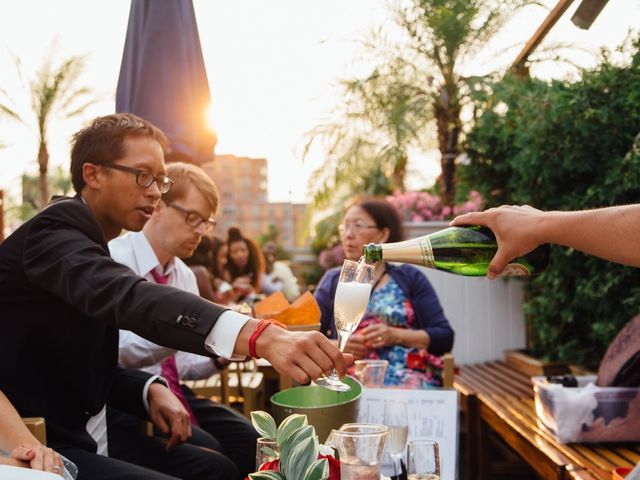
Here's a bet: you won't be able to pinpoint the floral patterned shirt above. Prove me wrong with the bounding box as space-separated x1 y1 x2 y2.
353 277 443 388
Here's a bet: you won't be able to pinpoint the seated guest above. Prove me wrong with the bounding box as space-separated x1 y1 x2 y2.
0 391 66 476
223 227 265 302
183 236 218 303
209 236 234 304
110 162 259 479
261 241 301 301
0 114 347 480
315 197 454 387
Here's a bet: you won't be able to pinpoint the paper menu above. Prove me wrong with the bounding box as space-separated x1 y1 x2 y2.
357 388 459 480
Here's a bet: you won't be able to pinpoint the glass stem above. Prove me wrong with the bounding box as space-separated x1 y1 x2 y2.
326 331 351 379
337 331 351 351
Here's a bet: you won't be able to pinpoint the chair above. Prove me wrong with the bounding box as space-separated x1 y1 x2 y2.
442 352 455 388
22 417 47 445
181 360 265 418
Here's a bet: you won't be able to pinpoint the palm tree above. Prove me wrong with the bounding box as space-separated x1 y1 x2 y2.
0 46 95 208
304 57 431 210
307 0 542 209
395 0 542 206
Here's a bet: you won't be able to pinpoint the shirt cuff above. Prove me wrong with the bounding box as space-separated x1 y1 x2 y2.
142 375 168 413
204 310 251 360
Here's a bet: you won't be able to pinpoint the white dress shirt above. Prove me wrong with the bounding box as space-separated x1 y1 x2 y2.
109 230 250 375
84 231 250 456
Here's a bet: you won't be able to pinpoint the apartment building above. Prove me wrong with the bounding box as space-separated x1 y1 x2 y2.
201 154 308 248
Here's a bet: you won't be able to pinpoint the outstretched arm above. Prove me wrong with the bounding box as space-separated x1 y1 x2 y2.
451 204 640 278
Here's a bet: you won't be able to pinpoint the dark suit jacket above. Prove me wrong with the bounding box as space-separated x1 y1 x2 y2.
0 196 228 451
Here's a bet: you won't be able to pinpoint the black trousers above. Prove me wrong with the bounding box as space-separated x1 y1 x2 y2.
180 384 259 478
104 407 238 480
58 440 231 480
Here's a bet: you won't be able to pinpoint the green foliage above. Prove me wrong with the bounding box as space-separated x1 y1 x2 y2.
250 411 278 439
250 411 328 480
257 224 291 261
0 42 96 209
463 40 640 369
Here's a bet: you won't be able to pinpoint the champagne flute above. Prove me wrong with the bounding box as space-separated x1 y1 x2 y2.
407 440 440 480
384 400 409 478
315 259 374 392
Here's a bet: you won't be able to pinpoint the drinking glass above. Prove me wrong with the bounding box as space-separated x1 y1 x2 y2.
328 423 388 480
407 440 440 480
315 259 375 392
255 437 279 470
384 400 409 477
354 359 389 387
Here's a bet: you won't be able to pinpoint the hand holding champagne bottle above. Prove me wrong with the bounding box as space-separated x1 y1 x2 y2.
363 223 550 278
451 204 640 276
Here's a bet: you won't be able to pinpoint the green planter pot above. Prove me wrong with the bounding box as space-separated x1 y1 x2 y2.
270 376 362 443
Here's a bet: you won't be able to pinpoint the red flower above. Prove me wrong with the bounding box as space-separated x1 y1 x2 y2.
318 454 340 480
259 459 280 471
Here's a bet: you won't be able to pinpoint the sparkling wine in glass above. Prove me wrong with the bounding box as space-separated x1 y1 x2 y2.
384 400 409 477
407 440 440 480
315 259 374 392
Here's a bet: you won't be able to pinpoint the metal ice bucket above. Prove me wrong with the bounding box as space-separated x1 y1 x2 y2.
270 376 362 443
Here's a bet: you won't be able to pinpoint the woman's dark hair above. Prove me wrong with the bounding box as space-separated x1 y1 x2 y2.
209 236 226 277
183 236 213 269
226 226 265 289
346 196 405 242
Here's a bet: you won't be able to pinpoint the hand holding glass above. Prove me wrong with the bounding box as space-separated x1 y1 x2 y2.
315 259 374 392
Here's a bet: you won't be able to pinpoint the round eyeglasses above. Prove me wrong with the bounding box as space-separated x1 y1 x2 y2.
97 162 174 194
168 203 217 232
338 222 380 236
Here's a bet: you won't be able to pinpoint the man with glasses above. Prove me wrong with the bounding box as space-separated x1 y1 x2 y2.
0 113 349 479
109 162 258 479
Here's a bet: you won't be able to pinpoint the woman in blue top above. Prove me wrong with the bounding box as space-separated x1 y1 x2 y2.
314 197 454 387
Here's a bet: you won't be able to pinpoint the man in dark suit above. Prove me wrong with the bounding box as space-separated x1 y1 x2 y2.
0 113 349 479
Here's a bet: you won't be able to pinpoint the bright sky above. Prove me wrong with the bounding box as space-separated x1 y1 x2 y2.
0 0 638 204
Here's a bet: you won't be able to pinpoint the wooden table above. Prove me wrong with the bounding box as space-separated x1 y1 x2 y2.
454 361 639 479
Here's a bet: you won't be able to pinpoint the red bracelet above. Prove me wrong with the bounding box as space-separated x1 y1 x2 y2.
249 319 286 359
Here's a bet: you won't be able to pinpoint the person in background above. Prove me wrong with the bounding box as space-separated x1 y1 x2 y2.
209 236 234 304
183 235 218 303
261 241 301 301
450 204 640 276
315 197 454 387
223 226 265 302
110 162 258 479
0 391 65 476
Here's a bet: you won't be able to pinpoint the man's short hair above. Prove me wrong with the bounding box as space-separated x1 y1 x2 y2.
70 113 170 194
162 162 219 214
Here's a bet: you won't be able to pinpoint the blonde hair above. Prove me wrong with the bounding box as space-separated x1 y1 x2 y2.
162 162 219 214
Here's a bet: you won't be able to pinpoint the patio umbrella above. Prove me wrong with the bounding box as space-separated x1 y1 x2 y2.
116 0 216 165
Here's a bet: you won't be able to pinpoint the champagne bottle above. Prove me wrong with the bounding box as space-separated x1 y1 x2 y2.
362 226 549 276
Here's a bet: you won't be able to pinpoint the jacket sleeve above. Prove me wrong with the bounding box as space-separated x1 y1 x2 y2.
106 367 155 420
22 201 228 357
314 269 339 339
403 266 455 356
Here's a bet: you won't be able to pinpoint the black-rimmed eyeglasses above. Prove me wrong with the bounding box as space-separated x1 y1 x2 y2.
97 163 174 194
168 203 217 232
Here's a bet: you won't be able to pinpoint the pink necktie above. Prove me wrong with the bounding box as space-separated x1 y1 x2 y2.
150 268 200 426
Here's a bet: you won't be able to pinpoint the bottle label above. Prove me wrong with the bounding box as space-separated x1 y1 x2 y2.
500 263 531 276
419 238 435 268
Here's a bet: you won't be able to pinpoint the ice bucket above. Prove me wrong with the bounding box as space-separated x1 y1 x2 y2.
270 376 362 442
